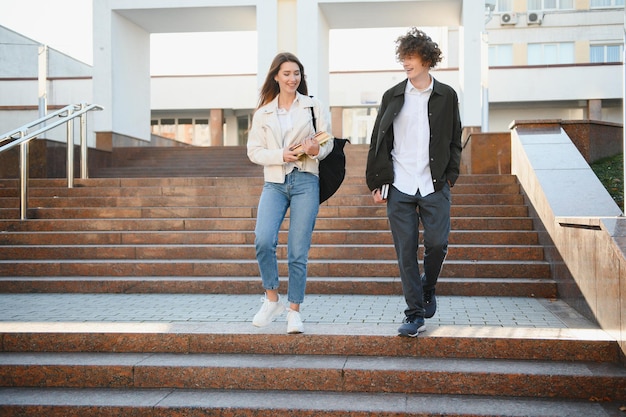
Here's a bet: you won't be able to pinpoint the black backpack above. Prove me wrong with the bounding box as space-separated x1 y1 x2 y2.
310 106 349 204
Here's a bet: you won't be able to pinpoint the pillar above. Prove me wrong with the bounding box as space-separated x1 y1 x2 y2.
588 99 602 121
459 0 484 129
296 0 329 106
210 109 223 146
93 0 151 144
256 0 279 90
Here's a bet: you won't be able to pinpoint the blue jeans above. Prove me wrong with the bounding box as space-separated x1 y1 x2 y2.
254 169 319 305
387 184 451 318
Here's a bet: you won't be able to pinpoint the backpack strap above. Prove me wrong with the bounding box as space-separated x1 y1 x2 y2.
309 96 317 133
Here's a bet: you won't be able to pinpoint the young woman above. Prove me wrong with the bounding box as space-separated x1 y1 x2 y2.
247 52 333 334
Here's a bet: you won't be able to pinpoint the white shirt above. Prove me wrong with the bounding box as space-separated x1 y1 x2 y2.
391 77 434 197
277 97 301 174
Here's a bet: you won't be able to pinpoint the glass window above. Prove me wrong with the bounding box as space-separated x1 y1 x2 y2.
159 119 176 140
489 44 513 66
528 0 573 9
591 0 624 6
238 115 250 146
497 0 514 11
606 45 622 62
591 44 623 63
150 120 159 136
590 45 605 62
194 119 210 146
528 43 574 65
341 107 378 144
177 118 193 145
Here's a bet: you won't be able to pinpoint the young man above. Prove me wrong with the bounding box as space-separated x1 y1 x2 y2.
366 28 462 337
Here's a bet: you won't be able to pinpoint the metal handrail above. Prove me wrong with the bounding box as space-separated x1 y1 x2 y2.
0 103 104 220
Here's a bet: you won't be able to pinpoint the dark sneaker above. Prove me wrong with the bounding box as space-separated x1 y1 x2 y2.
398 316 426 337
424 287 437 318
422 274 437 319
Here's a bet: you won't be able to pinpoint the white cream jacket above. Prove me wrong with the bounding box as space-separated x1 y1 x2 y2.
247 93 334 183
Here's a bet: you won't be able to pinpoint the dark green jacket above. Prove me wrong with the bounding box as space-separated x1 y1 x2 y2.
365 78 462 192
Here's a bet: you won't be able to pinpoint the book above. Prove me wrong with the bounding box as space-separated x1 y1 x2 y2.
380 183 389 199
289 131 332 156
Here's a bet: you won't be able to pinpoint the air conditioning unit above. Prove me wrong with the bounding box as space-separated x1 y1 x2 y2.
527 11 544 25
500 12 518 25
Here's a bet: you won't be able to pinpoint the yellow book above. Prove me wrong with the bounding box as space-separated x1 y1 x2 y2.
289 131 332 156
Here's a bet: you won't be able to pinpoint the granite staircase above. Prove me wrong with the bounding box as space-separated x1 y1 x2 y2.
0 144 624 416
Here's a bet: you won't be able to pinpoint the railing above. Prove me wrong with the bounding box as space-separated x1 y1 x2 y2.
0 103 104 220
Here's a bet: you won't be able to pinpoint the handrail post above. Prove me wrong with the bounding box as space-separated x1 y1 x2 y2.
19 141 29 220
66 107 74 188
80 105 88 179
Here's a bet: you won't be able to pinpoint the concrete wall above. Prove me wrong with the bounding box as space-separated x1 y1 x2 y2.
461 119 623 175
510 121 626 357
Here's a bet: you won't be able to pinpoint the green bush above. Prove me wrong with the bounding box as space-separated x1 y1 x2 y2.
590 153 623 209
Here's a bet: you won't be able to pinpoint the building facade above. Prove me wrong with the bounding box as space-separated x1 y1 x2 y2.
0 0 623 149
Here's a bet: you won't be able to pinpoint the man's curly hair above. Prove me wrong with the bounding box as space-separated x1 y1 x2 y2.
395 27 442 69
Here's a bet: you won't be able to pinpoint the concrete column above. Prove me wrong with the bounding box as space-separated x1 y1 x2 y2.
92 0 114 144
331 107 343 138
296 0 329 106
209 109 223 146
588 99 602 121
256 0 279 90
277 0 297 53
459 0 484 129
93 2 151 144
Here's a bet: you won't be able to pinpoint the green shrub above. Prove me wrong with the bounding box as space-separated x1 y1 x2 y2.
591 153 623 209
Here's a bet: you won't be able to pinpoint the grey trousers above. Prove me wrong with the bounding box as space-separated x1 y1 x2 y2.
386 183 451 318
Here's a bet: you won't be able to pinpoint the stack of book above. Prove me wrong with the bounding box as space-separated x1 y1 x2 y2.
289 131 332 157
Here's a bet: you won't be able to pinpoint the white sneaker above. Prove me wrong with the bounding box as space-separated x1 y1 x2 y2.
252 295 285 327
287 309 304 334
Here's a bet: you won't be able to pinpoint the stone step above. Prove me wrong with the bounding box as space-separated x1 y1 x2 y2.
0 244 546 261
2 322 618 362
0 351 624 400
0 182 522 197
0 230 540 246
0 276 558 297
0 189 527 209
0 217 536 232
0 192 527 208
0 175 520 193
0 258 552 278
0 173 518 188
0 205 529 219
0 173 520 188
1 388 622 417
0 259 555 286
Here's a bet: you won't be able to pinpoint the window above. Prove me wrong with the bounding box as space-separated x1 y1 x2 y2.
590 0 624 7
151 117 211 145
177 118 194 145
528 42 574 65
150 120 159 136
237 115 250 146
527 0 573 9
497 0 514 11
342 107 378 144
194 119 210 146
489 44 513 66
590 44 623 63
159 119 176 140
